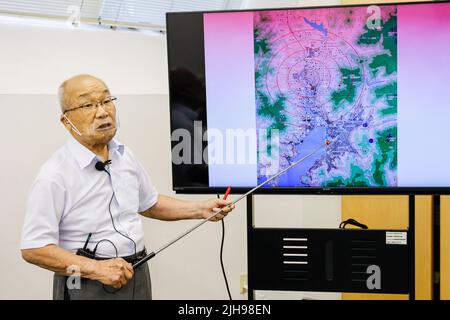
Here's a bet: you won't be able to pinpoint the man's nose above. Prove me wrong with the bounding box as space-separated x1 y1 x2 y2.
95 104 109 118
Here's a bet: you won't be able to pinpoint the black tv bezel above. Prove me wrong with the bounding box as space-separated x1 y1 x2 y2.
166 0 450 195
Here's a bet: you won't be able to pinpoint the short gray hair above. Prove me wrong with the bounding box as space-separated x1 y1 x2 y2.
57 74 107 113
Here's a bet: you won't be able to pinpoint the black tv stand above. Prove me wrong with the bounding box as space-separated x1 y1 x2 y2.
246 194 415 299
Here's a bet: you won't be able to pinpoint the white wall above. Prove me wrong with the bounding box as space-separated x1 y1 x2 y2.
0 0 342 300
0 22 167 95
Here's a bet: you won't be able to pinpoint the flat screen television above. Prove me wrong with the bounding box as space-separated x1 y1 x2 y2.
166 1 450 195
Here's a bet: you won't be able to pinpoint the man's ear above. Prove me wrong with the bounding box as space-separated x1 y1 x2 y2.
60 114 69 126
60 113 83 136
60 114 73 132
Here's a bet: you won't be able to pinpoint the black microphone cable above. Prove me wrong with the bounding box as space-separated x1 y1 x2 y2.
97 160 137 299
217 194 232 300
93 239 118 258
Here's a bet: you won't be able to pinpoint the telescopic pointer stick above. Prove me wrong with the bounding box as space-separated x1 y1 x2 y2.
133 140 331 269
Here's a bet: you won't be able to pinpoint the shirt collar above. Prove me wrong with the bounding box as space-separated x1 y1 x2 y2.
67 136 124 169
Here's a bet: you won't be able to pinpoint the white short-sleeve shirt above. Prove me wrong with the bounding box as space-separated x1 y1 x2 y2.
21 137 158 257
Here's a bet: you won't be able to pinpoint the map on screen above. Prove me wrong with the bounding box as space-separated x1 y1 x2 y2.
254 6 398 187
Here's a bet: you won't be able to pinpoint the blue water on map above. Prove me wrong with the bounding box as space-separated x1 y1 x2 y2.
304 18 328 37
276 126 327 187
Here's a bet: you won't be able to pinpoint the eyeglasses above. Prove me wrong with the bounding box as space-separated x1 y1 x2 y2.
64 96 117 114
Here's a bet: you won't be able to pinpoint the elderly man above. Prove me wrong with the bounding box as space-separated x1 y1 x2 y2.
21 74 234 300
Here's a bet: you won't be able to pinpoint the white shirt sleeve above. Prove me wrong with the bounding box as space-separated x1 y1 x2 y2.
134 159 159 213
20 179 65 249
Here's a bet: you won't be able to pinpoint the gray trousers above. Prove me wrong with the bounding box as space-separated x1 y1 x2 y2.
53 262 152 300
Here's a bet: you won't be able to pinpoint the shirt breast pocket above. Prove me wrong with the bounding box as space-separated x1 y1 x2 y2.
115 175 140 212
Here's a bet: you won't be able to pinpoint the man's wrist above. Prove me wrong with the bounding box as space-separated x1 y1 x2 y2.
81 259 100 280
192 201 204 219
192 201 206 219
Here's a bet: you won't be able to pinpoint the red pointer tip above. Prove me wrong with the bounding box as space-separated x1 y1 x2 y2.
326 140 331 145
223 186 231 200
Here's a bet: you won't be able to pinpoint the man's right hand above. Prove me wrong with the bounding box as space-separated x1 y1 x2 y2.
93 258 134 288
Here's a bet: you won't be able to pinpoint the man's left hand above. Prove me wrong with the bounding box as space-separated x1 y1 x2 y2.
199 199 235 221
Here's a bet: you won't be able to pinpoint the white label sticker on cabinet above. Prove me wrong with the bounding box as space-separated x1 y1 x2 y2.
386 232 407 245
